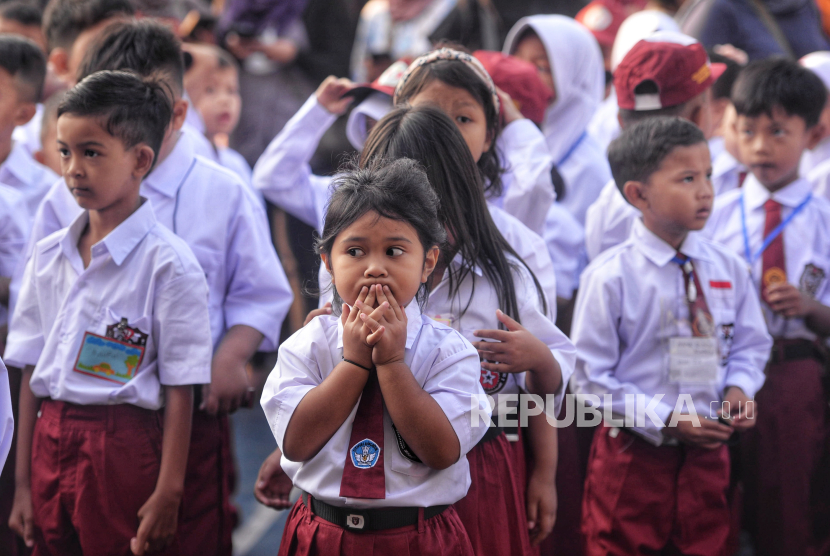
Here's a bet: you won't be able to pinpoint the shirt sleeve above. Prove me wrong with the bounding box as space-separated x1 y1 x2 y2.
223 186 294 351
498 120 556 235
722 261 772 399
5 253 44 368
423 331 492 458
252 94 336 232
0 187 27 279
571 266 675 445
154 272 214 386
0 359 11 474
543 203 586 301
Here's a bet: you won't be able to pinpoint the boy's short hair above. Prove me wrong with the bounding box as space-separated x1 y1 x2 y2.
42 0 133 53
0 2 42 27
39 90 64 145
608 116 706 195
58 70 173 170
77 19 184 95
732 57 827 128
0 34 45 102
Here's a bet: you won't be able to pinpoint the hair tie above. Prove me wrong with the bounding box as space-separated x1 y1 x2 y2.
393 48 500 114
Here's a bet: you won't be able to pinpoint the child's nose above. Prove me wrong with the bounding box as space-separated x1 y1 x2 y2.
364 257 387 278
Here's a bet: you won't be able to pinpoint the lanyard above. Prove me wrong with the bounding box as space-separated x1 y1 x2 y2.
557 131 587 167
739 190 812 267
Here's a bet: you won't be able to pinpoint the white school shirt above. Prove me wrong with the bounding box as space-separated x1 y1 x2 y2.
543 202 586 300
261 302 490 508
5 201 213 410
0 184 28 326
584 179 638 261
572 219 772 445
423 253 576 417
0 358 11 473
0 141 58 221
801 137 830 176
217 146 253 185
16 130 292 352
12 103 43 156
704 175 830 340
712 147 746 196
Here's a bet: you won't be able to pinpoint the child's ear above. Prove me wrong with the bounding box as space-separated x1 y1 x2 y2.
33 150 46 166
48 49 71 86
421 246 440 283
171 98 189 132
320 253 333 277
133 144 156 178
623 180 648 210
13 102 36 127
807 122 825 150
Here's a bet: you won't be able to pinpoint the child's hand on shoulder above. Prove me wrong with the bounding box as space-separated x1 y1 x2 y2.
359 284 407 367
130 489 181 555
315 76 355 115
341 286 377 370
765 281 818 318
472 310 554 375
663 413 733 449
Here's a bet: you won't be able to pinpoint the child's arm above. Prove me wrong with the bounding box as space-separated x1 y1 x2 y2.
361 286 462 470
524 411 558 546
201 324 263 415
8 366 39 548
130 385 193 556
254 447 294 509
251 76 353 231
765 281 830 336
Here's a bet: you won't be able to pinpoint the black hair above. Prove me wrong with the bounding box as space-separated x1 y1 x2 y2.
394 56 504 200
317 157 446 312
0 34 45 102
43 0 133 52
362 104 547 320
618 80 691 126
0 2 42 27
39 89 63 145
707 51 743 100
58 70 173 171
732 57 827 128
608 116 706 198
76 19 184 95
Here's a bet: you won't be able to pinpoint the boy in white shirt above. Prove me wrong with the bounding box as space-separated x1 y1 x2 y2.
705 58 830 556
573 117 772 554
6 70 213 556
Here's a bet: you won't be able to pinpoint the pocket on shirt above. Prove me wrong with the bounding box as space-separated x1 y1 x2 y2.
388 425 430 477
104 308 151 337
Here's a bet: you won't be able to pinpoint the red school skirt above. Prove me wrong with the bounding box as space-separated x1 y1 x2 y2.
277 495 475 556
453 429 536 556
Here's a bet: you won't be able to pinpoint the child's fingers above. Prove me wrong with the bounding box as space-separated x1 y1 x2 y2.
382 285 404 321
473 329 511 342
367 301 390 323
495 309 525 332
131 519 151 556
364 285 377 310
472 340 506 353
366 326 385 346
359 312 382 333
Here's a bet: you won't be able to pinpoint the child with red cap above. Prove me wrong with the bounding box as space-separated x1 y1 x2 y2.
584 32 726 261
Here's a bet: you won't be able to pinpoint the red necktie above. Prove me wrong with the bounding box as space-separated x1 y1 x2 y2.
761 199 787 304
738 171 748 188
674 252 715 337
339 371 386 499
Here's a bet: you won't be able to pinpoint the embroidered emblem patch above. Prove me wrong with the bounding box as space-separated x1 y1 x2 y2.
106 317 147 346
480 368 507 394
717 323 735 366
350 439 381 469
799 263 826 298
392 424 422 463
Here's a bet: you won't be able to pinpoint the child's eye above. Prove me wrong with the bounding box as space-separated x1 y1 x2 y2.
772 128 786 137
387 247 404 256
58 148 69 158
682 175 694 183
84 149 99 158
456 115 472 124
347 247 364 257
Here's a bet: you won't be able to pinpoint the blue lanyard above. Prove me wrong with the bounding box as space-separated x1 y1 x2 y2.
739 191 812 266
557 131 587 167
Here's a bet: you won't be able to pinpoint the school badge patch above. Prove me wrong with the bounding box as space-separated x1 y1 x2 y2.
350 439 381 469
480 368 507 394
392 424 422 463
106 317 148 346
799 264 825 298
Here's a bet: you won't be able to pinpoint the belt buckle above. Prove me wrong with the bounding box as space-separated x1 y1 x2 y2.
345 513 366 530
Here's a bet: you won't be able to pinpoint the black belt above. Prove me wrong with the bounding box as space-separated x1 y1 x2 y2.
770 339 825 365
477 424 519 445
301 492 448 532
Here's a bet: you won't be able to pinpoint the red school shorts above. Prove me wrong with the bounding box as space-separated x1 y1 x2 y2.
581 426 731 556
30 399 180 556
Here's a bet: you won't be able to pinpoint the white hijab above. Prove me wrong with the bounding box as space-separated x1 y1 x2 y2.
504 15 604 164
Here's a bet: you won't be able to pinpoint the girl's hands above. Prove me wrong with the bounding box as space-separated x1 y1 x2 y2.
341 286 376 369
359 285 407 367
472 310 554 375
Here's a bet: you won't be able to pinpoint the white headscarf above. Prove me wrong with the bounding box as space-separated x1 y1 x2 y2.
504 15 604 164
610 11 680 70
346 92 393 150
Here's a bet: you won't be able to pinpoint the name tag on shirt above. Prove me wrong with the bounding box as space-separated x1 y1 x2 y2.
73 332 145 384
668 337 718 383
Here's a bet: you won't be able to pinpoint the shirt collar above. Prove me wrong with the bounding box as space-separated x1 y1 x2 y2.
0 141 38 184
61 199 157 266
742 173 813 211
712 149 742 179
336 298 423 351
631 218 711 267
450 251 484 276
141 130 196 198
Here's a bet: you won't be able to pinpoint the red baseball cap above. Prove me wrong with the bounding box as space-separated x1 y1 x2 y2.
473 50 553 125
576 0 627 49
615 32 727 111
345 59 411 103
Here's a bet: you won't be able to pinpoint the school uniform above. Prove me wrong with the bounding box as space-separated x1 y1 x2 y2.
543 202 586 301
712 144 747 196
0 141 58 222
216 145 253 185
5 200 213 555
584 179 637 262
705 174 830 556
572 219 772 555
423 253 576 556
801 138 830 176
11 103 43 156
504 15 613 225
16 127 293 556
261 302 489 555
0 184 28 327
0 358 11 473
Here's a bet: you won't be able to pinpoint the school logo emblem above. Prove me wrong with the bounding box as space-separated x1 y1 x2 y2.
717 323 735 366
350 439 381 469
346 514 366 530
763 267 787 288
480 368 507 394
392 424 422 463
799 264 825 298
